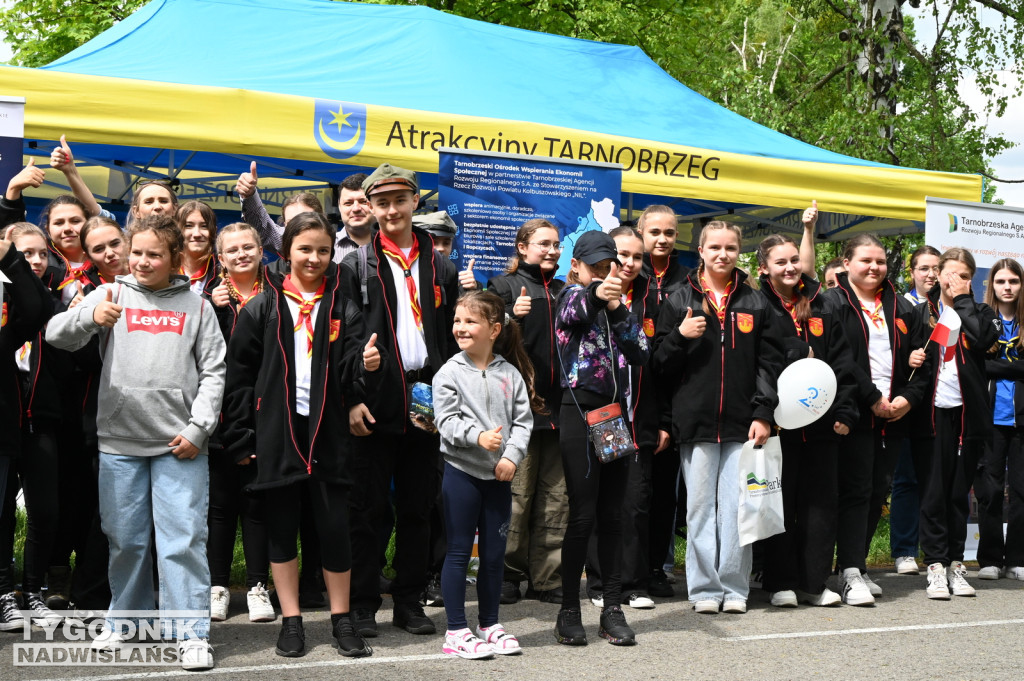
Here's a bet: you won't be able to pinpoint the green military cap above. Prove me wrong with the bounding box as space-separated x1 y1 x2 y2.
412 211 457 237
362 163 419 196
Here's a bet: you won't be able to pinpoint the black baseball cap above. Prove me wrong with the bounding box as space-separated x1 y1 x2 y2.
573 230 621 266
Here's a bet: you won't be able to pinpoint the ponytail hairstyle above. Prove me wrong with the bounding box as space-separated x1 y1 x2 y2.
929 247 976 329
984 258 1024 352
608 225 641 240
38 194 89 233
840 233 884 263
507 218 558 274
79 215 122 253
636 204 677 232
457 290 547 415
215 221 262 253
281 192 324 218
128 180 178 225
756 233 810 326
696 220 743 315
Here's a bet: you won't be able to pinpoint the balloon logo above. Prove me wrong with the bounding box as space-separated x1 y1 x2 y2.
774 358 837 430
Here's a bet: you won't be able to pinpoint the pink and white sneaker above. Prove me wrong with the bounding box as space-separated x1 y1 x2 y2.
475 623 522 655
443 628 494 660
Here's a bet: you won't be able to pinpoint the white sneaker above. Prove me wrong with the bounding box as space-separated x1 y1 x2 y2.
693 600 719 614
841 568 875 606
722 600 747 614
475 623 521 655
895 556 921 575
179 638 214 670
1005 566 1024 581
443 628 494 659
796 588 841 607
247 583 276 622
926 563 951 600
590 595 604 608
860 572 882 596
90 627 126 652
210 586 229 622
977 566 1004 580
624 593 655 609
947 562 976 597
770 590 798 608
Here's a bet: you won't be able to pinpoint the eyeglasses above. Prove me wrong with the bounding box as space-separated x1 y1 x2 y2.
222 244 260 257
527 241 561 252
914 266 939 274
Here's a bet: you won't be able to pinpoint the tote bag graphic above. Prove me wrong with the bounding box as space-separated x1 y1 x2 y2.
738 436 785 546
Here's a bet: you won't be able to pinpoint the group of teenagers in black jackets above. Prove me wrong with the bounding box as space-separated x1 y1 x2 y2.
1 144 1021 668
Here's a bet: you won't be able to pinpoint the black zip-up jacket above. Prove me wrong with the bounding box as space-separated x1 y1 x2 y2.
1 246 55 457
339 227 458 434
222 263 382 489
642 253 689 305
486 261 565 430
652 268 783 444
758 273 859 438
624 273 662 448
823 272 934 438
913 286 999 441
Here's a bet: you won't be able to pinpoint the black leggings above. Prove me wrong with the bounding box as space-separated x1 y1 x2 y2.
976 425 1024 568
265 478 352 573
207 450 269 589
19 429 61 593
559 396 629 610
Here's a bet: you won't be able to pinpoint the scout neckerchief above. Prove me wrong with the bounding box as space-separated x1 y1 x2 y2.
379 231 423 330
624 282 634 311
781 293 802 335
55 253 93 292
700 271 732 325
180 255 212 287
859 290 885 329
998 312 1019 361
281 274 325 358
17 342 31 363
226 271 264 310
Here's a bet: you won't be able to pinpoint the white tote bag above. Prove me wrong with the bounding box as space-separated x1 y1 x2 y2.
737 436 785 547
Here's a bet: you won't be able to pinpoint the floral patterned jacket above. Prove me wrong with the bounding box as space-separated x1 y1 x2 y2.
555 282 650 403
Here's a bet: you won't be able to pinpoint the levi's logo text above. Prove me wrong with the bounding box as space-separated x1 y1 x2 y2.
125 309 186 335
314 100 367 160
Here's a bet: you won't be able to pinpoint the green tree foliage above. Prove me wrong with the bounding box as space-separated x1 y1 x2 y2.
0 0 147 68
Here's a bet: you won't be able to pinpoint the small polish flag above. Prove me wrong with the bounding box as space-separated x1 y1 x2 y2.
929 306 961 361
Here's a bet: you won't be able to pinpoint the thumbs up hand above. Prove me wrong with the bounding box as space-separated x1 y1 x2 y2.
211 281 231 308
50 135 74 172
597 261 623 304
513 285 532 317
68 281 86 310
0 226 12 261
478 424 503 452
802 200 818 229
236 161 258 199
7 157 46 199
92 286 123 327
458 257 478 290
362 332 381 371
678 306 706 339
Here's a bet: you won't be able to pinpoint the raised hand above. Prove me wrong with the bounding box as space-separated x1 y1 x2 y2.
596 261 622 303
678 307 706 339
92 287 123 327
802 199 818 229
236 161 258 199
211 282 231 307
513 285 531 317
7 158 46 199
478 425 503 452
458 257 478 290
363 332 381 371
50 135 74 172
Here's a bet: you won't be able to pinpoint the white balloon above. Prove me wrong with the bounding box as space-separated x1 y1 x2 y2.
773 357 837 430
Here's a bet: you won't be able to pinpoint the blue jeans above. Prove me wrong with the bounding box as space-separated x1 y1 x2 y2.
681 442 750 604
99 452 210 640
889 440 920 558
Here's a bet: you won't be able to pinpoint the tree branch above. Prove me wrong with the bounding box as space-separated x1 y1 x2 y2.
783 57 856 113
981 172 1024 183
971 0 1021 20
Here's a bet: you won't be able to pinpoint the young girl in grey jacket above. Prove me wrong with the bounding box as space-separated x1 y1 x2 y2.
432 291 542 659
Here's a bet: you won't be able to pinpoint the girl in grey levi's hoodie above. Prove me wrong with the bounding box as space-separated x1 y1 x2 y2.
46 216 224 656
431 291 540 657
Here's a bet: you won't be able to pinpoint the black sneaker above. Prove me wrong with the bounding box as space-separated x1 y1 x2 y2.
536 586 563 605
332 614 372 657
598 605 636 646
0 592 26 632
648 568 676 598
275 615 306 657
500 580 521 605
352 609 378 638
24 591 63 627
422 574 443 607
554 608 587 646
392 602 436 635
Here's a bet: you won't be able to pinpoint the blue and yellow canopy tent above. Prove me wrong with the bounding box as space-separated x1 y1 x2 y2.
0 0 981 249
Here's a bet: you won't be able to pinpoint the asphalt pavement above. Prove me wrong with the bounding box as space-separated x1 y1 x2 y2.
6 568 1024 681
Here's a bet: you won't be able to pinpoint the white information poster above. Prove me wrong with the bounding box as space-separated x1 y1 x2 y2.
0 96 25 192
